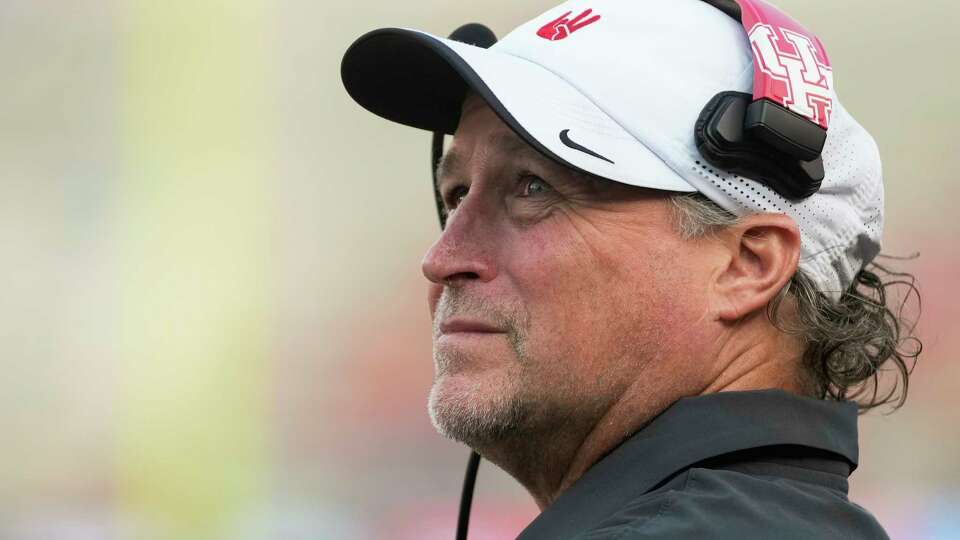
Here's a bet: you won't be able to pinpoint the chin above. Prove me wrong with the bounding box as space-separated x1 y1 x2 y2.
427 367 527 446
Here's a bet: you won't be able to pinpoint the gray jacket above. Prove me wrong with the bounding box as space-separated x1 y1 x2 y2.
516 390 888 539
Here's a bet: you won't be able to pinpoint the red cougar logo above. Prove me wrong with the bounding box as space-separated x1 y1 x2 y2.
536 8 601 41
749 23 834 127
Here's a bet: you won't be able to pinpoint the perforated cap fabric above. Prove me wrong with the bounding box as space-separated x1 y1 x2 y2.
689 101 883 299
340 0 884 299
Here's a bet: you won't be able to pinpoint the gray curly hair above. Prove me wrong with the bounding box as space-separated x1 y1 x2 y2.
670 192 921 412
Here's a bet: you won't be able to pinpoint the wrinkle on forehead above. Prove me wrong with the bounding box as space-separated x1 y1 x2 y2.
435 128 546 190
435 92 543 190
434 96 648 203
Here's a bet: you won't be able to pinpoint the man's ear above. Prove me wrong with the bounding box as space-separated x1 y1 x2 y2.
712 213 801 321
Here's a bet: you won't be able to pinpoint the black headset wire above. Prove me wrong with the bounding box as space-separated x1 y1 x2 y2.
431 23 497 540
456 451 482 540
432 127 481 540
432 131 447 230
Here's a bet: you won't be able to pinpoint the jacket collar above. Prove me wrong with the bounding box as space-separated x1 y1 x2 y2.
516 389 859 540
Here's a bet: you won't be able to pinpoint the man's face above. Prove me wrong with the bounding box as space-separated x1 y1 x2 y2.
424 96 715 448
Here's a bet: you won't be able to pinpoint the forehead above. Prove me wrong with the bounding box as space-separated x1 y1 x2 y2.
436 98 553 184
438 132 541 178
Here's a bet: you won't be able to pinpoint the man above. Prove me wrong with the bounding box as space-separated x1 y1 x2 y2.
341 0 918 537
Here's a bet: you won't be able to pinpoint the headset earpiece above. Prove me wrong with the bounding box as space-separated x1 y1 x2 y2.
695 0 832 201
696 91 823 200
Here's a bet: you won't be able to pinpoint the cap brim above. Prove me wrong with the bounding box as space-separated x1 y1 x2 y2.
341 28 695 193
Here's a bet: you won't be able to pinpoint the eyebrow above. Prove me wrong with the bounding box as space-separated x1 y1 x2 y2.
435 132 547 190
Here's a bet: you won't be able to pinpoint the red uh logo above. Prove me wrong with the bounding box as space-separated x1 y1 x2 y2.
537 8 601 41
749 23 834 127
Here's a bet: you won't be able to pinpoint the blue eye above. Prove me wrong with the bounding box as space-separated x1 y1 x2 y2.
521 175 552 196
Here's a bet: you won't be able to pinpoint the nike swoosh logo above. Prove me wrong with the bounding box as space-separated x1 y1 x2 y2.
559 129 614 164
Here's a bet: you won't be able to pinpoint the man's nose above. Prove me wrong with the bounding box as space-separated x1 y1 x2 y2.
421 196 498 286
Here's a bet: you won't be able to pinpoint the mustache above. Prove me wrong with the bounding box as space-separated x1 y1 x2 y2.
432 288 527 339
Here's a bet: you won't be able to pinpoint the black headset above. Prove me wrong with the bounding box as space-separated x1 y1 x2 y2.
693 0 830 200
433 2 831 537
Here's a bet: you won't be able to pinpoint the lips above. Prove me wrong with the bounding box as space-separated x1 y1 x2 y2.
438 318 506 335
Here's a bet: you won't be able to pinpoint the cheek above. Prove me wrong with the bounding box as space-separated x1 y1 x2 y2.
504 227 635 371
504 223 699 379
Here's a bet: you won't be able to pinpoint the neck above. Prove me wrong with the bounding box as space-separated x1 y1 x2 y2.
477 362 697 510
701 310 808 395
473 399 611 509
475 311 806 511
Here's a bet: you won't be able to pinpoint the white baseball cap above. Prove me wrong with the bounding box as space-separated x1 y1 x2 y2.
341 0 883 299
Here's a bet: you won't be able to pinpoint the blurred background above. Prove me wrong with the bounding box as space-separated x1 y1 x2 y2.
0 0 956 538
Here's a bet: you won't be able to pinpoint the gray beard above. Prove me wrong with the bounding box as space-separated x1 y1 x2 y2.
427 372 530 446
427 289 532 447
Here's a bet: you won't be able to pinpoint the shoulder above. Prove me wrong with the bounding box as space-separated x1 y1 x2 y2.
579 467 889 540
